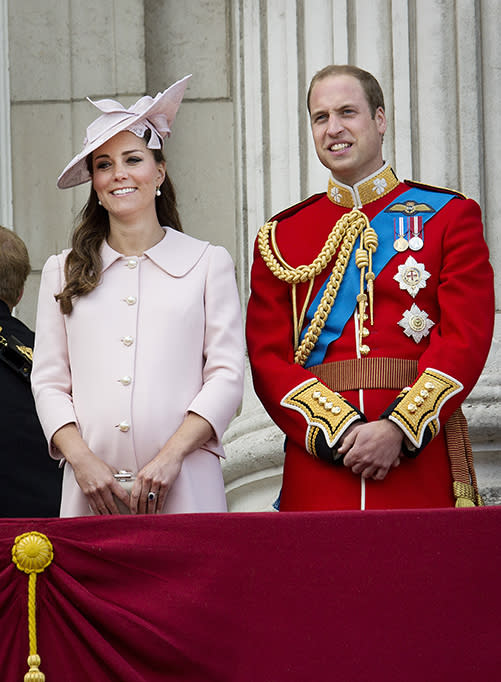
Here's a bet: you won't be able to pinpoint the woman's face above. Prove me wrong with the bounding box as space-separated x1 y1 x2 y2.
91 131 165 220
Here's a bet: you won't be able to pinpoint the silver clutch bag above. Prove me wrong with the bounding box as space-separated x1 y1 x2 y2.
113 470 135 514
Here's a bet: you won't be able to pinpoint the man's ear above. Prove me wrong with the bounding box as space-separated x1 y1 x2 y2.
375 107 387 136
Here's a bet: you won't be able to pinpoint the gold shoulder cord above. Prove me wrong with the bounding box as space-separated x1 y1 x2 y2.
258 209 375 366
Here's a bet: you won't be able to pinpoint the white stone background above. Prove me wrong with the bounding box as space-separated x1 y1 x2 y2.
1 0 499 510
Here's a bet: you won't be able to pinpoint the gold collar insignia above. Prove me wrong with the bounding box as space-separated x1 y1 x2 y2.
327 163 399 208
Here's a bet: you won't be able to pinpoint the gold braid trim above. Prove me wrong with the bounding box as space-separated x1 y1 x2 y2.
446 410 484 507
281 378 361 450
258 209 368 283
258 209 371 366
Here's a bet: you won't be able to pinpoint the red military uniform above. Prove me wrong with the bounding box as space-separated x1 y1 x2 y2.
246 164 494 510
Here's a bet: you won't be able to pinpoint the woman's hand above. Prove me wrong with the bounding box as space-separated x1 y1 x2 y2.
71 452 131 515
130 450 184 514
52 423 130 515
130 412 215 514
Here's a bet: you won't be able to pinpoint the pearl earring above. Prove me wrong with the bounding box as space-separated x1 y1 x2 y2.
98 200 102 206
155 187 161 197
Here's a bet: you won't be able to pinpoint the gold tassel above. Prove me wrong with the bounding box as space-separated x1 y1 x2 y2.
453 481 477 508
12 532 54 681
455 497 476 508
363 225 378 325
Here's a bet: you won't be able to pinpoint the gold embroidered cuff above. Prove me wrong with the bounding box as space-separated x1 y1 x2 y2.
386 368 463 448
281 378 362 453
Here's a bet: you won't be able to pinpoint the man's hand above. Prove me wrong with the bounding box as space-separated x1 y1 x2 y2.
337 419 404 480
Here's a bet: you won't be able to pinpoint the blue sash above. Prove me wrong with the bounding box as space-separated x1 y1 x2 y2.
301 187 456 368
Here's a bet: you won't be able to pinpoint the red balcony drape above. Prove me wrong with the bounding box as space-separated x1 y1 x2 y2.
1 508 500 681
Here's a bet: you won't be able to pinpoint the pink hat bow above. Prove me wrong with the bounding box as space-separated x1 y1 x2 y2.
84 93 171 150
57 74 191 189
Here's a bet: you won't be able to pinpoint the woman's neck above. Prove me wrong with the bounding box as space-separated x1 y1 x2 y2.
107 216 165 256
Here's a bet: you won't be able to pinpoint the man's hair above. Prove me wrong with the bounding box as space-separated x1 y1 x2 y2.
0 226 31 309
307 65 385 118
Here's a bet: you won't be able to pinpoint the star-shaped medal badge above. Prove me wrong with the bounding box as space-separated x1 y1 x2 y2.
394 256 430 298
398 303 435 343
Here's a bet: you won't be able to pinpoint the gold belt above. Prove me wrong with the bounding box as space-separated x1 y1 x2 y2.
308 357 418 392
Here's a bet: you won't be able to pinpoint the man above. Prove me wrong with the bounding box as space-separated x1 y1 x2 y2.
0 225 62 516
246 65 494 510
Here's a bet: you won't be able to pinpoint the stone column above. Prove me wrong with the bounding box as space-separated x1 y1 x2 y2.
224 0 501 509
0 0 12 228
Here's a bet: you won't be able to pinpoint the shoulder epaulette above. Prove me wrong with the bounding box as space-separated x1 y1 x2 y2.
269 192 325 223
0 334 33 383
404 179 467 200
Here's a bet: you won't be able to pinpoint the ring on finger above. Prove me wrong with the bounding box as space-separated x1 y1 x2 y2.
147 491 158 502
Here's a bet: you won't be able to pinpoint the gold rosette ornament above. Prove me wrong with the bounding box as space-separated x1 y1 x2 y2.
12 532 54 682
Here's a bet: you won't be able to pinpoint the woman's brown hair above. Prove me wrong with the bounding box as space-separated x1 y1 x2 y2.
55 140 182 314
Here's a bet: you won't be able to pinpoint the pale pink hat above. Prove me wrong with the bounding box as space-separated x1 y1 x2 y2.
57 74 191 189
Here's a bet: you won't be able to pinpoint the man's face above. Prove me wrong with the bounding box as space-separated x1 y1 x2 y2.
309 74 386 187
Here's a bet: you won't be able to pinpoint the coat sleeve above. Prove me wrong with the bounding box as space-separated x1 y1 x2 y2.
31 254 77 458
246 232 363 463
187 245 245 445
381 197 495 453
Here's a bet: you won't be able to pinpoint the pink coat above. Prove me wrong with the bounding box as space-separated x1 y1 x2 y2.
32 228 245 516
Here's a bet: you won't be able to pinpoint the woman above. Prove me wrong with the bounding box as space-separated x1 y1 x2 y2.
32 76 244 517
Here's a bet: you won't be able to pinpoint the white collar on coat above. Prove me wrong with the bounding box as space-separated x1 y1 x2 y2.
100 227 210 277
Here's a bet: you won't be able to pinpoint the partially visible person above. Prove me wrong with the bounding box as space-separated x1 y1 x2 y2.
0 225 62 516
32 76 244 517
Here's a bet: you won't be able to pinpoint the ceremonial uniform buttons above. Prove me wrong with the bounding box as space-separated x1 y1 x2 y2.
122 336 134 346
125 296 137 305
126 259 138 269
311 389 343 415
359 344 370 355
119 376 132 386
406 388 430 412
117 421 130 432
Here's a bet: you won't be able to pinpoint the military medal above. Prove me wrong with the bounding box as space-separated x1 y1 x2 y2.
408 216 424 251
394 256 430 298
393 217 408 252
398 303 435 343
